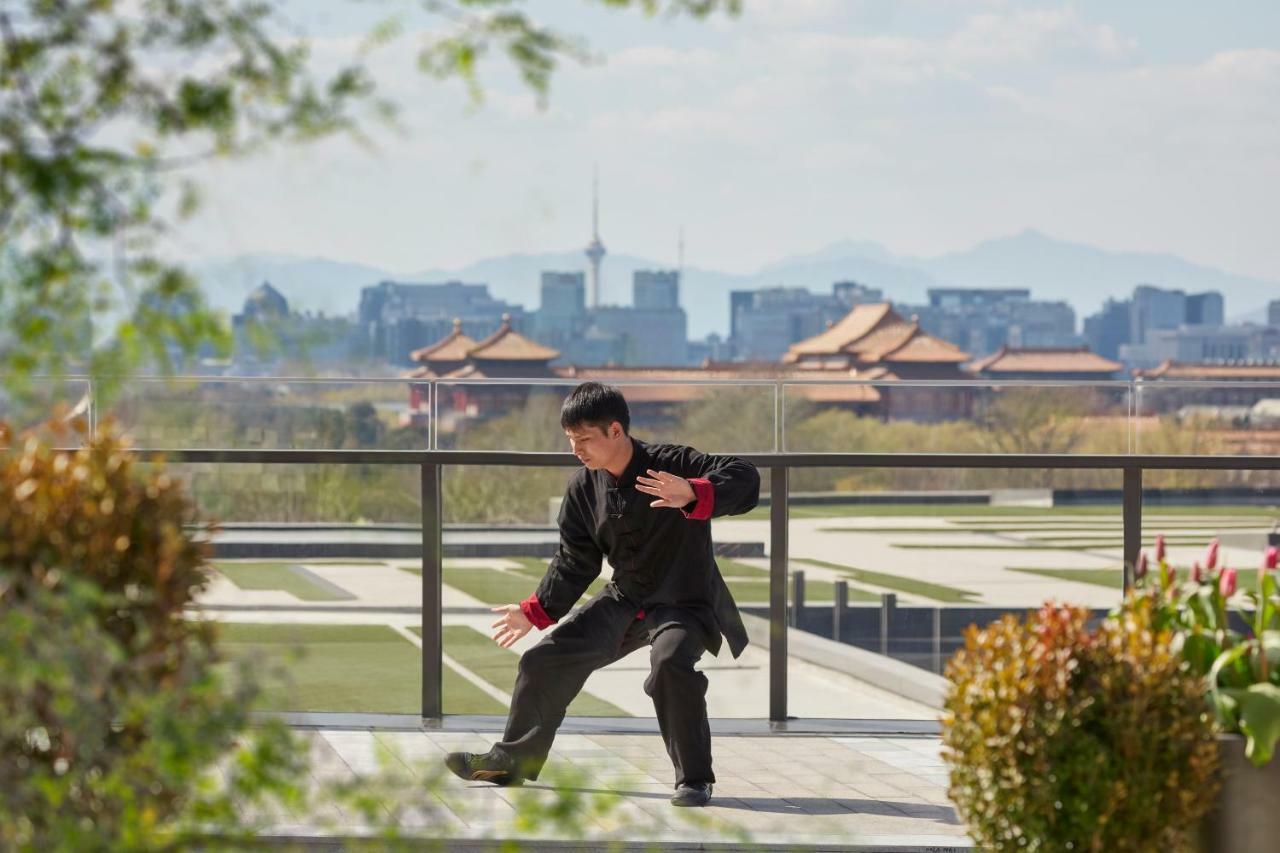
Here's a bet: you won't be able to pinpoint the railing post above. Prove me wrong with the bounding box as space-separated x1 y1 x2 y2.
833 580 848 642
421 462 443 720
1123 465 1142 594
790 570 805 628
932 607 942 675
769 465 788 723
880 593 896 656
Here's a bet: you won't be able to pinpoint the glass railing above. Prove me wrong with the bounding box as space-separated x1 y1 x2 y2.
9 375 1279 721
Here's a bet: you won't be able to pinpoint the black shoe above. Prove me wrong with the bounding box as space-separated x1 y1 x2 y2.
444 751 523 786
670 782 712 807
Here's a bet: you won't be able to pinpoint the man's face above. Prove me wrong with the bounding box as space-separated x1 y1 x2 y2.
564 422 625 470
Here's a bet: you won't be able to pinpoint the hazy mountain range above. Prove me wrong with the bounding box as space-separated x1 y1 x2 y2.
191 230 1277 340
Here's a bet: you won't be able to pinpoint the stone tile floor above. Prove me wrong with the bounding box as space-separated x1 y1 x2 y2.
263 729 971 851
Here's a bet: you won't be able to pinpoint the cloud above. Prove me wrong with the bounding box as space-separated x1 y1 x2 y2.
946 7 1137 66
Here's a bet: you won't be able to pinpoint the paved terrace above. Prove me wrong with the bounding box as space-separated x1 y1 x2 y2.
259 727 968 851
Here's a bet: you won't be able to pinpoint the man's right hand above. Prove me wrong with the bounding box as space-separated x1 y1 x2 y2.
490 604 534 648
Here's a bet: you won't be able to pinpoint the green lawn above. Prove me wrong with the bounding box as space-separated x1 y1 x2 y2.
821 524 1266 534
1009 567 1123 589
437 626 629 716
1009 566 1266 593
402 560 606 605
793 558 980 603
743 503 1280 520
213 561 350 601
217 623 434 713
894 538 1214 551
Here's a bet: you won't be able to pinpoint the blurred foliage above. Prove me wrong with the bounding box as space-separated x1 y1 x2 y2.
0 417 303 848
0 0 739 403
941 598 1219 852
0 417 703 848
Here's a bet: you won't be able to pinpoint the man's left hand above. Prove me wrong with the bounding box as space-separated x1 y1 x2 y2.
635 469 695 509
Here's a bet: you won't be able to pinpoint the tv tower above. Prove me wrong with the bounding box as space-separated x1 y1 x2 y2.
584 167 606 309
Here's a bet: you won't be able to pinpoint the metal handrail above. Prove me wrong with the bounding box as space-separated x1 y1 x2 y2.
157 445 1280 723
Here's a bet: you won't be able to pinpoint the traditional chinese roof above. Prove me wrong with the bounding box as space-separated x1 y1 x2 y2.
1135 360 1280 380
551 365 882 404
409 318 478 364
969 346 1123 376
784 303 896 359
467 314 560 362
783 303 969 366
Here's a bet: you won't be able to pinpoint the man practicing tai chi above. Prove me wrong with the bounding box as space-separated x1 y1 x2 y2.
445 381 760 807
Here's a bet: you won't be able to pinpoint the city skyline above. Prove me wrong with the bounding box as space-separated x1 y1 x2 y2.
175 1 1280 286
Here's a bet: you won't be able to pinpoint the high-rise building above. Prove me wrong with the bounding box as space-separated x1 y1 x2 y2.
730 285 850 361
906 288 1076 355
1130 285 1188 344
358 280 524 365
832 281 884 306
1267 300 1280 328
633 270 680 310
534 271 587 354
1186 291 1225 326
1083 298 1132 360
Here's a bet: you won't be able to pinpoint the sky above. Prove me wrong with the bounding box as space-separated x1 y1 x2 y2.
175 0 1280 280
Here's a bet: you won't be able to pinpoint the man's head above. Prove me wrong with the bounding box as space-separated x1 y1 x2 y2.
560 382 630 471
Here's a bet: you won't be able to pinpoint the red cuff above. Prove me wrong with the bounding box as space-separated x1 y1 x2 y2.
681 477 714 521
520 593 556 630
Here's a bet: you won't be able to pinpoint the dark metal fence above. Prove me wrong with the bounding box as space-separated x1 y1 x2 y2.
165 447 1280 723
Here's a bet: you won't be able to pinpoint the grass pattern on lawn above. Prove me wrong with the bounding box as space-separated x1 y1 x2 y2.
1008 567 1123 589
402 560 606 605
715 558 879 603
793 558 979 603
893 539 1214 551
744 503 1280 520
820 524 1266 535
213 562 349 601
431 625 630 717
1010 566 1265 592
216 623 508 714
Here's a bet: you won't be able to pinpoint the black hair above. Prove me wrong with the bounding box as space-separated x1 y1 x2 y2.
560 382 630 435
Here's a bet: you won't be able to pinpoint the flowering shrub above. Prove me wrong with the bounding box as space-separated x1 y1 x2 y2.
941 597 1219 852
1136 535 1280 766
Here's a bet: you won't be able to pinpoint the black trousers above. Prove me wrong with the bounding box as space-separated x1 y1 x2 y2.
490 592 714 787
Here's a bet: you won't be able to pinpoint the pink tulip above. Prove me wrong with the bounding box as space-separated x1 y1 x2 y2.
1192 561 1204 583
1134 551 1148 580
1265 546 1278 570
1205 539 1220 571
1155 534 1167 562
1220 567 1238 598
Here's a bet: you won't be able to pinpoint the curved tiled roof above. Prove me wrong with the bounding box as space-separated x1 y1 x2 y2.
1135 360 1280 380
970 346 1123 374
409 318 478 363
784 302 970 366
467 315 560 362
784 303 896 359
880 332 970 364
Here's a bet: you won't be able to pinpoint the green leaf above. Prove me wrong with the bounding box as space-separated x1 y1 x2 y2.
1221 684 1280 767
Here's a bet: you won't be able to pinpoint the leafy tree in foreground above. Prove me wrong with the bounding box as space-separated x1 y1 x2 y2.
0 0 740 402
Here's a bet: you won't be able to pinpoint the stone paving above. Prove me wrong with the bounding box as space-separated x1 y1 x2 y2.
264 728 971 851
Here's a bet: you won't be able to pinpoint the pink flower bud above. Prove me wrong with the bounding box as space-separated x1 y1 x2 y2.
1155 534 1166 562
1205 539 1220 571
1134 551 1148 580
1168 565 1177 586
1220 567 1238 598
1265 546 1278 570
1192 561 1204 583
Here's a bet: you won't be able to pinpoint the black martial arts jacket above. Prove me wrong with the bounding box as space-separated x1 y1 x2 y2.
519 436 760 658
